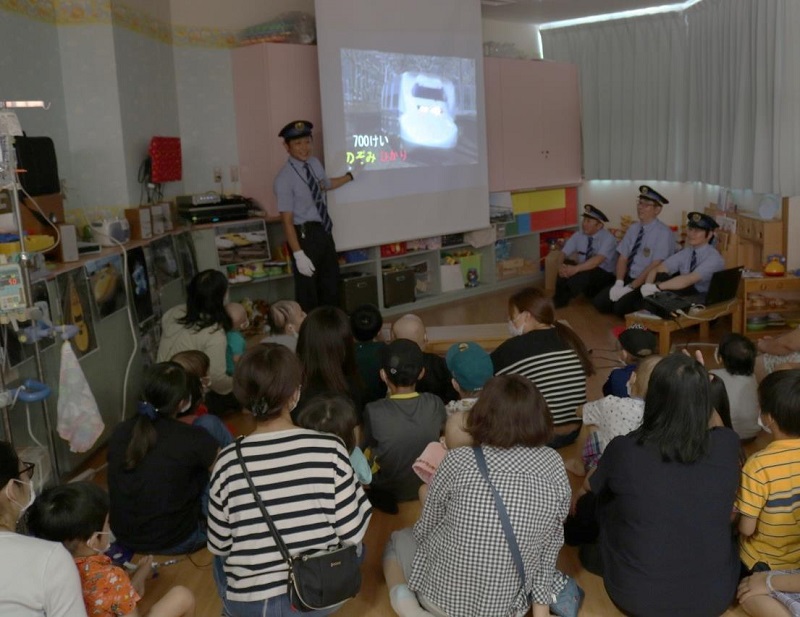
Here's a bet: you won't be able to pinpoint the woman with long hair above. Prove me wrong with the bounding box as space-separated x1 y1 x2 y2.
491 286 593 447
0 441 87 616
157 269 236 414
107 362 218 555
588 353 740 616
295 305 364 420
208 344 372 616
383 375 571 617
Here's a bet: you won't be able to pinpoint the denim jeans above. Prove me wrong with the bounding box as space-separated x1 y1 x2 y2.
213 556 337 617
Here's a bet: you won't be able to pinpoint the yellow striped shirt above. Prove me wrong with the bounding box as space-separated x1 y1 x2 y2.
736 439 800 569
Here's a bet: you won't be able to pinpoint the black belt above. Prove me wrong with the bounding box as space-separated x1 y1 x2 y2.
295 221 325 239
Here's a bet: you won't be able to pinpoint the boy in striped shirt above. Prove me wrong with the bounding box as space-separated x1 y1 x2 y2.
737 369 800 572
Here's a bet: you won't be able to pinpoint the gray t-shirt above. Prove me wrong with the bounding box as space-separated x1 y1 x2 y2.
710 368 760 439
364 393 446 500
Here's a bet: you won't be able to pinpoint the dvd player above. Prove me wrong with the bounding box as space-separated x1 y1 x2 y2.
178 200 250 224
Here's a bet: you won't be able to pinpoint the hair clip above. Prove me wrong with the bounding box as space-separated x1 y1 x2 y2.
251 398 269 417
137 401 159 421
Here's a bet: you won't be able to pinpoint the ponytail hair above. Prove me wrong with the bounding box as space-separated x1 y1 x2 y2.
125 362 190 470
508 287 595 376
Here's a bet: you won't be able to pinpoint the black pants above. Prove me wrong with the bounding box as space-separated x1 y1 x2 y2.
592 277 645 317
293 222 340 312
554 268 616 308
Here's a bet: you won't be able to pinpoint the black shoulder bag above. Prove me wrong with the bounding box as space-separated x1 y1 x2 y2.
234 438 362 612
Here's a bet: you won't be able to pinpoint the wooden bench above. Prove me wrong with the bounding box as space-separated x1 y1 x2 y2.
625 300 742 355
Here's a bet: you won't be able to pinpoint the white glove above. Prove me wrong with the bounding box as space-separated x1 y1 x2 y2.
609 281 634 302
293 250 315 277
640 283 659 298
608 280 625 302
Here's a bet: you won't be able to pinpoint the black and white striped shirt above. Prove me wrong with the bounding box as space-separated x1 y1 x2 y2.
491 328 587 425
207 429 372 602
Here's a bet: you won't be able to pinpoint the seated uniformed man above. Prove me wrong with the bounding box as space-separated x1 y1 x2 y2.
640 211 724 299
553 204 618 308
592 185 676 317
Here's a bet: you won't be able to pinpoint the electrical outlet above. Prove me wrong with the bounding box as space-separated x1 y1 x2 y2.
213 167 223 183
230 165 239 183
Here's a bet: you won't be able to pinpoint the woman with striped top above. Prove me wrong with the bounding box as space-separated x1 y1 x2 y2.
491 287 593 448
208 343 372 616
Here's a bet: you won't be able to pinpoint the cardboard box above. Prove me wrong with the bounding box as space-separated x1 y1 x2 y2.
440 264 464 292
125 207 152 240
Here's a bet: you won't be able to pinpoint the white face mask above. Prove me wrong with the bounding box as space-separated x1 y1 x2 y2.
6 479 35 515
507 317 525 337
758 414 772 434
87 531 112 555
180 398 193 415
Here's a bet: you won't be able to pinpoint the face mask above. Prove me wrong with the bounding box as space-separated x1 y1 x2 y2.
508 318 524 337
86 531 112 555
6 479 35 515
180 398 193 415
758 415 772 434
626 380 633 397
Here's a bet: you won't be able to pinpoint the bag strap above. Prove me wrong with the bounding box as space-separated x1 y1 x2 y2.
234 437 293 566
473 446 526 587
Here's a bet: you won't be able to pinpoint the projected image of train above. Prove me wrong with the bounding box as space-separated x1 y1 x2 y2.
383 72 458 150
341 48 478 169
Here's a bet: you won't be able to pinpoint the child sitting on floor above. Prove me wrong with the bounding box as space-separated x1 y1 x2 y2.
261 299 305 352
295 392 372 485
413 341 495 484
350 303 388 404
391 314 458 404
737 370 800 581
711 333 761 440
363 339 446 513
567 354 663 477
224 302 248 376
27 481 195 617
603 324 658 398
170 350 233 448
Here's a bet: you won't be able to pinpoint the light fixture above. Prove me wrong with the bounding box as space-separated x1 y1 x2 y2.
0 100 48 109
540 0 703 30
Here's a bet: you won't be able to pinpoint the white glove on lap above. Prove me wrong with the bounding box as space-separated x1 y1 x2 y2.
293 250 315 277
640 283 659 298
608 280 625 302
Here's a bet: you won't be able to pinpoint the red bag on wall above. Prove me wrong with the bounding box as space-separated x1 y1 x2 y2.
148 136 182 183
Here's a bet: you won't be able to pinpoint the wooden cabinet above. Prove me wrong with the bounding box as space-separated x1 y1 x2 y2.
231 43 322 217
706 206 785 271
741 275 800 339
484 58 581 192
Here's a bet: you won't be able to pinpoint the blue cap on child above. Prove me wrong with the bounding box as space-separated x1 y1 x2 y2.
445 342 493 392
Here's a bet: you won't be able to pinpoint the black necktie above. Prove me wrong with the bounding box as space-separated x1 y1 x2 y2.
626 226 644 278
585 236 594 260
304 163 332 233
689 249 697 272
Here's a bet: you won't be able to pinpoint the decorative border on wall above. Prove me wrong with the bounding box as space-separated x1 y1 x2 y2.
1 0 240 48
0 0 56 23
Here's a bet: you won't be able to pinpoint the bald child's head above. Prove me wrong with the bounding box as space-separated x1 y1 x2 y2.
391 313 426 350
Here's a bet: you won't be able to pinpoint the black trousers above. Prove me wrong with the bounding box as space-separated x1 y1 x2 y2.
592 276 645 317
554 268 616 307
293 222 340 312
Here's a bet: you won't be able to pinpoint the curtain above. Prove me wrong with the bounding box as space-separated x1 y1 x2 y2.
542 0 800 195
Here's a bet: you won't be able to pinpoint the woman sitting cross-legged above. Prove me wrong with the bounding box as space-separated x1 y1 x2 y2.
587 353 741 617
383 374 573 617
208 343 372 617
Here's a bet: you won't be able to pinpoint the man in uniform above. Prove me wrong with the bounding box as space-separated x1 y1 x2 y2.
553 204 618 308
640 211 724 299
592 185 675 317
273 120 354 311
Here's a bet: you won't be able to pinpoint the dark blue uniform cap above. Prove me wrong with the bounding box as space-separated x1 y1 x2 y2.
638 185 669 206
279 120 313 141
687 211 719 231
582 204 609 223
